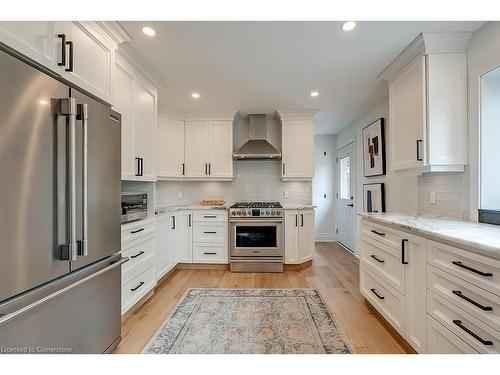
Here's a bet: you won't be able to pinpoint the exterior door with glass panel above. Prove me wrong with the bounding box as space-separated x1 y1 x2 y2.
337 143 355 252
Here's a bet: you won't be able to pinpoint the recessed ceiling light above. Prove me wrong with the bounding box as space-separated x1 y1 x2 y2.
191 92 200 99
142 26 156 37
341 21 357 31
310 91 319 97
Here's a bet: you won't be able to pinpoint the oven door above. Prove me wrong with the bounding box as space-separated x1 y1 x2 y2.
230 220 283 258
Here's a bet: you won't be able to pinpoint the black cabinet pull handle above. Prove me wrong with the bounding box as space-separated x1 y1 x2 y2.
188 214 192 227
416 139 423 161
140 158 144 176
182 163 185 176
295 214 298 227
131 250 145 259
401 239 408 265
65 40 73 72
203 215 217 218
301 214 304 227
57 34 66 67
347 204 354 207
370 288 385 300
171 216 176 230
130 281 145 292
452 290 493 311
452 261 492 277
370 254 385 263
135 157 141 176
452 320 493 346
208 163 211 175
371 229 385 236
130 228 144 234
204 252 217 255
205 163 208 175
204 231 217 234
282 163 285 175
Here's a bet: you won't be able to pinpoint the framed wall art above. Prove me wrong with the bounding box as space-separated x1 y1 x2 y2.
362 118 386 177
363 183 385 213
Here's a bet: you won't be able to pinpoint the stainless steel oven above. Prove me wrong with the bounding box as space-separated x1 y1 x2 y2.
229 202 284 272
121 191 147 224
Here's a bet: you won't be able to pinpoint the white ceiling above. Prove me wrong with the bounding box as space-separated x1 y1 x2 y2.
120 21 483 134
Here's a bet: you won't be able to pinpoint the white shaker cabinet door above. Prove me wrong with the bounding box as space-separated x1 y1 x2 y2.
208 120 233 178
298 210 314 263
284 210 299 264
388 55 426 171
185 121 210 178
282 120 314 179
156 215 177 280
158 117 185 178
177 211 193 263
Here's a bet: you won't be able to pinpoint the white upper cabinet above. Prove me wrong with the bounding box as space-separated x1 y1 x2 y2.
0 21 58 69
159 114 234 181
277 110 317 180
158 117 185 179
112 52 158 182
380 32 471 174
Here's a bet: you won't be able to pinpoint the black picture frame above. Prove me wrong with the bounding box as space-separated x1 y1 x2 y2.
362 118 386 177
363 183 385 213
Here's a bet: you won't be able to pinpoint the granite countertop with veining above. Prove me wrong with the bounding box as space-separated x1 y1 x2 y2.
155 203 228 216
359 212 500 260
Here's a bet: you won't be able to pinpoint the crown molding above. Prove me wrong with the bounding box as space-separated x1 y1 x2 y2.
96 21 132 45
159 110 237 122
276 109 318 122
379 32 473 82
117 44 161 88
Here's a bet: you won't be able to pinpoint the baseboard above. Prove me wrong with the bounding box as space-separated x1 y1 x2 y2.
315 233 336 242
121 289 155 323
176 263 230 270
284 259 313 270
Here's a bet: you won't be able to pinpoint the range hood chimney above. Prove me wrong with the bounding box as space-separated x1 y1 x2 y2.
233 114 282 160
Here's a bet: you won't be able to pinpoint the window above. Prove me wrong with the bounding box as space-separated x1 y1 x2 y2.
339 155 351 199
479 66 500 225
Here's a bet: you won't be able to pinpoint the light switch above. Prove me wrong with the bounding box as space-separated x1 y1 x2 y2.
429 191 436 205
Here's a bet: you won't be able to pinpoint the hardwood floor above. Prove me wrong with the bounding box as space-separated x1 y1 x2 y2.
115 242 408 354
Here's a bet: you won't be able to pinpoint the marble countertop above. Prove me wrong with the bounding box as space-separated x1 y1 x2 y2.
360 212 500 260
281 205 316 210
155 203 228 215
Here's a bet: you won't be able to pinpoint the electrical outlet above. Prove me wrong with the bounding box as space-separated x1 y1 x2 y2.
284 191 289 199
178 191 183 199
429 191 436 205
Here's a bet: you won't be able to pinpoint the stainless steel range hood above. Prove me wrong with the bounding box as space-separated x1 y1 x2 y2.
233 114 282 160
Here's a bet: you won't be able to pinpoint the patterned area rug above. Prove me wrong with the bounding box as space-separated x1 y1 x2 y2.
143 288 352 354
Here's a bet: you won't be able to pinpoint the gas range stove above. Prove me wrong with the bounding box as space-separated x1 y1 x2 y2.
230 201 283 219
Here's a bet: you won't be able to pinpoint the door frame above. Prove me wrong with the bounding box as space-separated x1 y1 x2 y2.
336 140 356 253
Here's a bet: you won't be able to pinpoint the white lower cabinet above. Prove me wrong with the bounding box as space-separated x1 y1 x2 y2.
177 211 193 263
155 214 178 280
192 210 228 264
426 315 477 354
284 209 314 264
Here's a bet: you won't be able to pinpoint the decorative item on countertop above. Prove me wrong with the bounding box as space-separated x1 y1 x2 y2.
363 183 385 213
200 199 225 206
362 118 386 177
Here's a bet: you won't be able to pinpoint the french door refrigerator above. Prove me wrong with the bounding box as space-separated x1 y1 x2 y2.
0 47 125 353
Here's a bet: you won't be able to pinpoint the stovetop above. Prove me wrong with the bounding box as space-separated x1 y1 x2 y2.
230 201 283 209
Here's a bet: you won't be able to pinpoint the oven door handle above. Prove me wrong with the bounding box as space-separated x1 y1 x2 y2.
230 219 283 224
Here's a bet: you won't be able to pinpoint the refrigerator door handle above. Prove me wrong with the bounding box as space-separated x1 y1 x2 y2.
0 257 128 327
57 98 78 261
77 103 88 257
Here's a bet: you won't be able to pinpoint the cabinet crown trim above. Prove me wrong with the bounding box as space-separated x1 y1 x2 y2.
97 21 132 45
276 109 318 122
379 32 472 82
159 111 237 122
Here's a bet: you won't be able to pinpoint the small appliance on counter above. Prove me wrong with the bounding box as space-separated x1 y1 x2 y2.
229 201 284 272
121 191 148 224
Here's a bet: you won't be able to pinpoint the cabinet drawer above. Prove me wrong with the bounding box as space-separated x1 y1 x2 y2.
121 265 156 315
362 221 404 250
427 265 500 332
427 240 500 297
122 236 155 285
193 223 227 243
427 290 500 353
360 267 405 334
121 218 156 244
193 211 228 222
427 315 478 354
193 243 228 264
361 236 405 293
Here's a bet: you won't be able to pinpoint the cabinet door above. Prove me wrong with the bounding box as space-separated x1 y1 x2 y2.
389 55 426 171
403 232 427 353
177 211 193 263
134 81 157 181
284 210 299 264
112 56 136 180
185 121 209 178
298 210 314 263
282 120 314 179
60 22 115 103
0 21 58 70
157 117 185 178
208 120 233 178
156 215 176 280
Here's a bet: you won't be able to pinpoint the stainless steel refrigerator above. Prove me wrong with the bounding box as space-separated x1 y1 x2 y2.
0 46 125 353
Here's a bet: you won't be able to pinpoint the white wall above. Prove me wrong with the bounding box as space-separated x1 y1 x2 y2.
336 99 418 255
467 21 500 220
313 135 336 241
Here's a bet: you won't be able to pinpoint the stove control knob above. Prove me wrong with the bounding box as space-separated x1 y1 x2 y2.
266 211 270 216
242 210 247 216
231 211 236 216
237 210 242 216
271 211 275 216
276 210 281 216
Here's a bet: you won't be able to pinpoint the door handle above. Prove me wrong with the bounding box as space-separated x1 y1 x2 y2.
347 204 354 207
370 254 385 263
131 251 145 259
282 163 286 175
370 288 385 300
57 34 66 67
452 261 493 277
208 163 211 175
401 239 408 264
452 290 493 311
77 103 88 257
205 163 208 175
416 139 423 161
130 281 145 292
300 214 304 227
370 230 385 236
452 320 493 346
171 216 176 230
203 252 217 255
130 228 144 234
182 163 185 176
295 214 298 227
65 40 73 72
57 98 78 261
204 231 217 234
188 214 192 227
